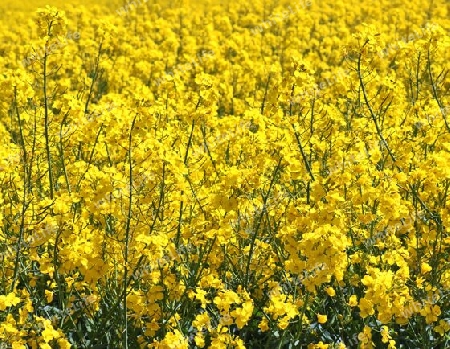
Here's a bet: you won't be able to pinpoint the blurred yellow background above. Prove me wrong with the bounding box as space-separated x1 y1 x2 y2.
0 0 122 13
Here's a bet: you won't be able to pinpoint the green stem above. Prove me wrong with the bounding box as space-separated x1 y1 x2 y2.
43 36 54 200
123 114 138 349
244 157 282 288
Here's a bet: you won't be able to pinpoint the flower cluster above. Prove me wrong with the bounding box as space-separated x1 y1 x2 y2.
0 0 449 348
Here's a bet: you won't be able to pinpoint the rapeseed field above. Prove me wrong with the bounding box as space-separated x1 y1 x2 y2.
0 0 449 347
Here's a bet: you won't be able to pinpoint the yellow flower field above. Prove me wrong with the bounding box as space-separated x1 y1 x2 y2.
0 0 449 348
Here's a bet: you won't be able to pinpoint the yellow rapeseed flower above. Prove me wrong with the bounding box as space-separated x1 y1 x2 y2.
317 314 327 324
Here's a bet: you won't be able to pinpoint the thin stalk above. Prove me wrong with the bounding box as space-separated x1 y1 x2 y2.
357 45 398 165
427 42 450 132
123 114 138 349
244 157 282 288
43 33 54 200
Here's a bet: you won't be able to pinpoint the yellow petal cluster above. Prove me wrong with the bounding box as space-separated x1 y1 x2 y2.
0 0 449 347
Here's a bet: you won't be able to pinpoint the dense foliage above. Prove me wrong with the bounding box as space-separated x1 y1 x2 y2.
0 0 449 347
